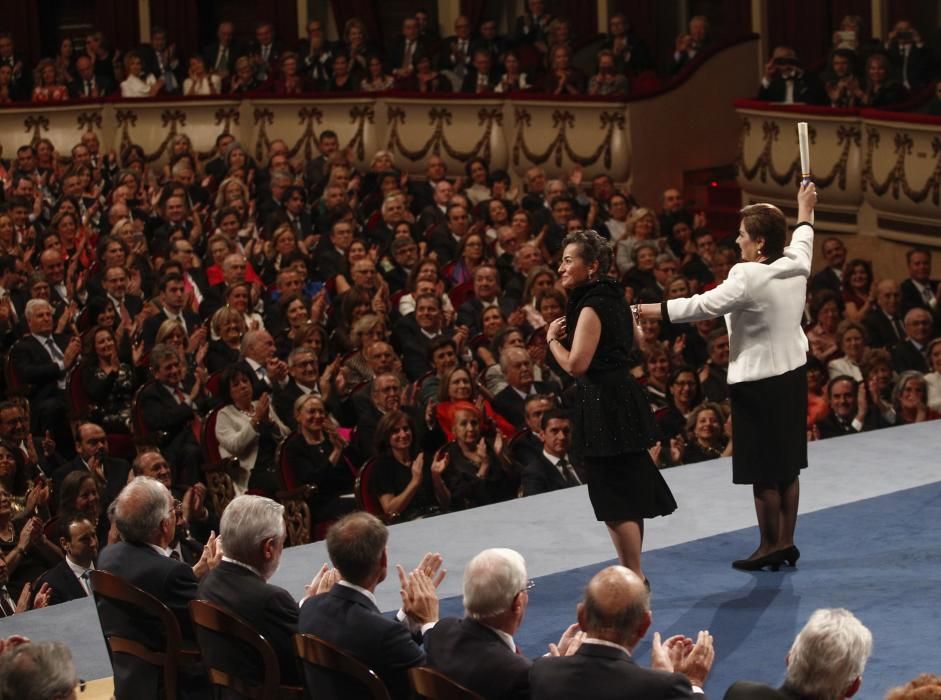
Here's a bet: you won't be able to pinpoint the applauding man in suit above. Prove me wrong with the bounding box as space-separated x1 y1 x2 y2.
298 512 444 699
521 409 584 496
530 566 714 699
32 513 98 607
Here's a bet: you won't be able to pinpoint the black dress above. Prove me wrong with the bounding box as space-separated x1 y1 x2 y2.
369 453 441 521
564 278 677 522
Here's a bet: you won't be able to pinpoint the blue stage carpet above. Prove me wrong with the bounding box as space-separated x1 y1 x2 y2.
438 481 941 698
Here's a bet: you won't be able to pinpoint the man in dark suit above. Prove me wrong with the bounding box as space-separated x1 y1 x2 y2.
891 308 933 373
142 273 202 350
863 280 905 349
424 548 533 699
203 21 242 79
240 329 289 398
725 608 871 700
101 264 144 321
197 495 303 690
51 422 130 515
297 19 334 86
304 131 340 197
529 566 713 700
67 54 115 98
392 293 449 381
521 409 584 496
314 218 354 282
298 512 441 700
899 248 939 316
96 476 218 700
138 27 181 94
439 15 474 79
12 300 81 455
274 347 325 430
508 395 555 468
32 513 98 607
457 265 520 336
809 237 847 295
460 49 500 93
757 47 825 105
389 17 426 82
418 180 453 232
884 20 931 90
427 203 471 265
249 21 283 82
137 345 204 485
814 376 890 440
491 347 559 427
264 186 315 239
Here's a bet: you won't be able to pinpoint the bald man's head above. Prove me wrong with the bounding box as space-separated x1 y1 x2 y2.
577 566 651 649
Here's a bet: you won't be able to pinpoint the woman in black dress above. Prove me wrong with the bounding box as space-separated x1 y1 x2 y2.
546 230 677 580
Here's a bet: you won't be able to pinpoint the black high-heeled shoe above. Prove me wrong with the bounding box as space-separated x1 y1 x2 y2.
731 550 786 572
781 545 800 567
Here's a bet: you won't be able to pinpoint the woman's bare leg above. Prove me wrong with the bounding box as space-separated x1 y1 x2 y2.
606 519 645 578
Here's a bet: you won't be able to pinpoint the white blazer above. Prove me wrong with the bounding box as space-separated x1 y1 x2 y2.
215 402 288 493
665 223 814 384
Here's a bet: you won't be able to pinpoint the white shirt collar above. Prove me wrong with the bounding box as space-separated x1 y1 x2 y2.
147 543 171 557
512 384 534 400
582 637 630 655
245 357 263 372
479 622 515 652
65 556 94 579
542 449 566 467
337 579 378 608
221 556 265 579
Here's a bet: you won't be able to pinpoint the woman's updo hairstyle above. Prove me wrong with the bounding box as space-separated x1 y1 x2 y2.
562 230 613 277
739 203 786 261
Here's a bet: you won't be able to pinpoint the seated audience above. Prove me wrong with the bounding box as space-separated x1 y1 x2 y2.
725 608 872 700
298 512 442 700
197 494 304 687
521 409 584 496
893 370 940 424
529 565 713 699
815 375 891 439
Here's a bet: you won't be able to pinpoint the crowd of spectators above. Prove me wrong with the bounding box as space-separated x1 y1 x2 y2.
0 2 711 104
756 15 941 108
0 42 939 616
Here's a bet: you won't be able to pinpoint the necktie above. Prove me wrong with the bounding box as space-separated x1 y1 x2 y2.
46 336 64 362
893 318 905 340
85 80 92 96
217 47 228 71
262 45 270 62
0 586 16 616
80 569 92 596
557 457 580 486
403 41 413 69
169 549 182 561
923 286 934 306
175 387 188 405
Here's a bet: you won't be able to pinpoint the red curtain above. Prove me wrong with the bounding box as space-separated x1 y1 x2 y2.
560 0 599 41
766 0 833 69
255 1 299 46
713 0 752 40
149 0 200 61
2 3 41 65
461 1 488 31
329 0 383 46
887 0 918 25
95 0 141 53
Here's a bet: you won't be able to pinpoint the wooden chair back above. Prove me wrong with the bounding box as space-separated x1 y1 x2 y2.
409 667 485 700
89 570 197 700
293 633 391 700
188 599 303 699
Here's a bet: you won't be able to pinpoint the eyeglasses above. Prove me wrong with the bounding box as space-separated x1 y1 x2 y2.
521 579 535 593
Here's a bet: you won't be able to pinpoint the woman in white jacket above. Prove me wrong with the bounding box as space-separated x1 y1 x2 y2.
637 182 817 571
215 365 288 495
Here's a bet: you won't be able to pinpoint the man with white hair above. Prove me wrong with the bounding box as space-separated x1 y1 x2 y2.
96 477 220 699
425 548 583 699
724 608 872 700
424 548 533 698
0 640 80 700
240 328 288 395
197 495 303 688
11 298 82 454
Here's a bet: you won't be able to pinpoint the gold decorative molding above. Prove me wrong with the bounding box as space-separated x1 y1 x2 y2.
512 108 625 169
862 127 941 205
385 105 503 163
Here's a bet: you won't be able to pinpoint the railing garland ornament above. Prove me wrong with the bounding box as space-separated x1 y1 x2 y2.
737 117 859 190
386 106 502 163
512 108 625 169
76 111 103 133
347 105 375 162
24 115 50 145
862 127 941 205
253 107 275 161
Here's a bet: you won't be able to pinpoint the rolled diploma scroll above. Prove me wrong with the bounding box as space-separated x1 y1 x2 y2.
797 122 811 183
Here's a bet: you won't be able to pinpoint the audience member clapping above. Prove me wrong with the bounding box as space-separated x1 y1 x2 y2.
725 608 871 700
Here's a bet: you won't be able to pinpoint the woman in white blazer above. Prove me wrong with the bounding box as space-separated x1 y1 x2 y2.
637 182 817 571
215 365 289 494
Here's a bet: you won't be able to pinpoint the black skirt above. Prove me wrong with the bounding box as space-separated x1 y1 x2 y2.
729 364 808 485
586 451 678 522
